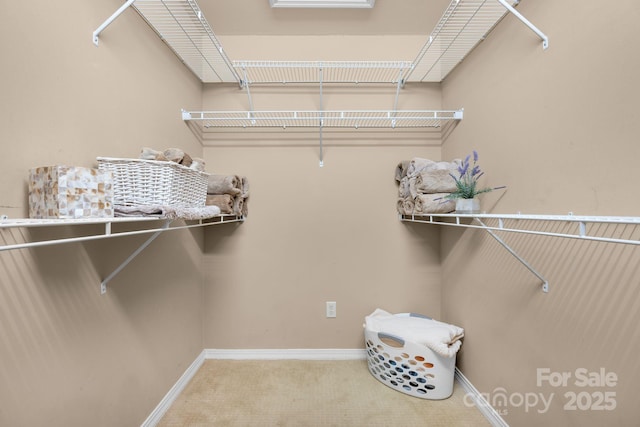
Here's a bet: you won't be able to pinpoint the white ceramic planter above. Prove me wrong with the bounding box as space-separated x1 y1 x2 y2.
455 198 480 214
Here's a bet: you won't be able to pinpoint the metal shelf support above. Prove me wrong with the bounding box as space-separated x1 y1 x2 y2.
93 0 137 46
100 220 171 294
401 213 640 294
0 215 245 294
475 218 549 293
497 0 549 50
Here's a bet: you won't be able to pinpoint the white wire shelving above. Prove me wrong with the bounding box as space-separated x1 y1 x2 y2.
93 0 241 84
406 0 534 82
0 215 244 294
182 109 463 167
92 0 547 150
182 109 463 129
93 0 548 86
401 213 640 293
233 61 413 85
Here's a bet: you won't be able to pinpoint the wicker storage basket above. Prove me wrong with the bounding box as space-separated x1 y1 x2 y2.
364 314 457 400
97 157 208 208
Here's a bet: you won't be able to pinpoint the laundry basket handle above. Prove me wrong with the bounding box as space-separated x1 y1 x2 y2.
408 312 432 320
378 332 405 347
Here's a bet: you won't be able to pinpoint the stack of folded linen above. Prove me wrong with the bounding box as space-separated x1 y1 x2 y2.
205 174 249 217
395 157 461 215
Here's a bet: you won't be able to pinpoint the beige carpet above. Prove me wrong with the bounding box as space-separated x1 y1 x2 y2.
157 359 490 426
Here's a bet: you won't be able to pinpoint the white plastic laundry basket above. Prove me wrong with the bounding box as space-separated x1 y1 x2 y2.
364 314 457 400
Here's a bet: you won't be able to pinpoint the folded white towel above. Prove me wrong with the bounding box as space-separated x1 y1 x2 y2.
365 309 464 358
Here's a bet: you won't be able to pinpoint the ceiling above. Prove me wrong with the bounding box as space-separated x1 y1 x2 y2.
197 0 452 36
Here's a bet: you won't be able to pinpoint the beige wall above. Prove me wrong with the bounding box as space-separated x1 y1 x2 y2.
441 1 640 425
0 1 204 426
3 0 639 426
201 80 447 348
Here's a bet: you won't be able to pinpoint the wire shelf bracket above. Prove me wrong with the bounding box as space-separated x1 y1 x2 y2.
0 215 244 294
401 213 640 294
406 0 548 83
475 218 549 293
93 0 137 46
497 0 549 50
100 219 171 294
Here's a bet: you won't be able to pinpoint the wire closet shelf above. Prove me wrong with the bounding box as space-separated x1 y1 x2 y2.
181 109 463 129
114 0 542 85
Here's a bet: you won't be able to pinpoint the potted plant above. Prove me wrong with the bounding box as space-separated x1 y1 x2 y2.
446 150 504 213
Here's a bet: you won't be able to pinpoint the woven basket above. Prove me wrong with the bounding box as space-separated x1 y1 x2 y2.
96 157 208 208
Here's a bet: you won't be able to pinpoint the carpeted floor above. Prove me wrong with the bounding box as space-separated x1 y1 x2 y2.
157 359 490 426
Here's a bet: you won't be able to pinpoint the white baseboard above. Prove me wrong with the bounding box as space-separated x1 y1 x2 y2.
455 367 509 427
204 348 368 360
140 350 206 427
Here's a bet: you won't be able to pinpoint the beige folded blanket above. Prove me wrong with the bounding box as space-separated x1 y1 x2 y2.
206 194 234 214
414 193 455 214
207 175 241 196
114 204 221 219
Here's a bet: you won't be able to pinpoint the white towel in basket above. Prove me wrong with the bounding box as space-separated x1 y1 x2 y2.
365 309 464 358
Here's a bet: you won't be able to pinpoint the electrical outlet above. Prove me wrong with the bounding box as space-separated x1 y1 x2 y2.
326 301 337 318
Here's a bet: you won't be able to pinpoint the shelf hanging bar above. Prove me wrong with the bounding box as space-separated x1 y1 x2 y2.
100 219 172 294
476 218 549 292
242 67 255 124
319 66 324 167
93 0 137 46
392 68 404 114
496 0 549 49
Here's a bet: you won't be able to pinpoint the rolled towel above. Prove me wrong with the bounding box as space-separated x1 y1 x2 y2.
398 176 411 198
139 147 168 161
233 196 244 216
414 193 455 214
240 176 250 198
207 175 242 196
406 157 435 178
415 167 457 194
241 196 249 217
189 157 206 172
396 197 415 215
163 148 193 167
395 160 410 182
163 147 185 163
408 176 419 199
206 194 234 214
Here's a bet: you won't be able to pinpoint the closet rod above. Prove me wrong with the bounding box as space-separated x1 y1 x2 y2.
93 0 137 46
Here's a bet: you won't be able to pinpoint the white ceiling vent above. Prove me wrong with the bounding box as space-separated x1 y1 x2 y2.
269 0 375 8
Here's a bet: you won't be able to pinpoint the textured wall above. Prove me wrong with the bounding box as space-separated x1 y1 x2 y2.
0 1 204 426
441 1 640 425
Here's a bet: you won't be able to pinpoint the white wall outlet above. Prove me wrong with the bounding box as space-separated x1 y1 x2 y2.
326 301 337 318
